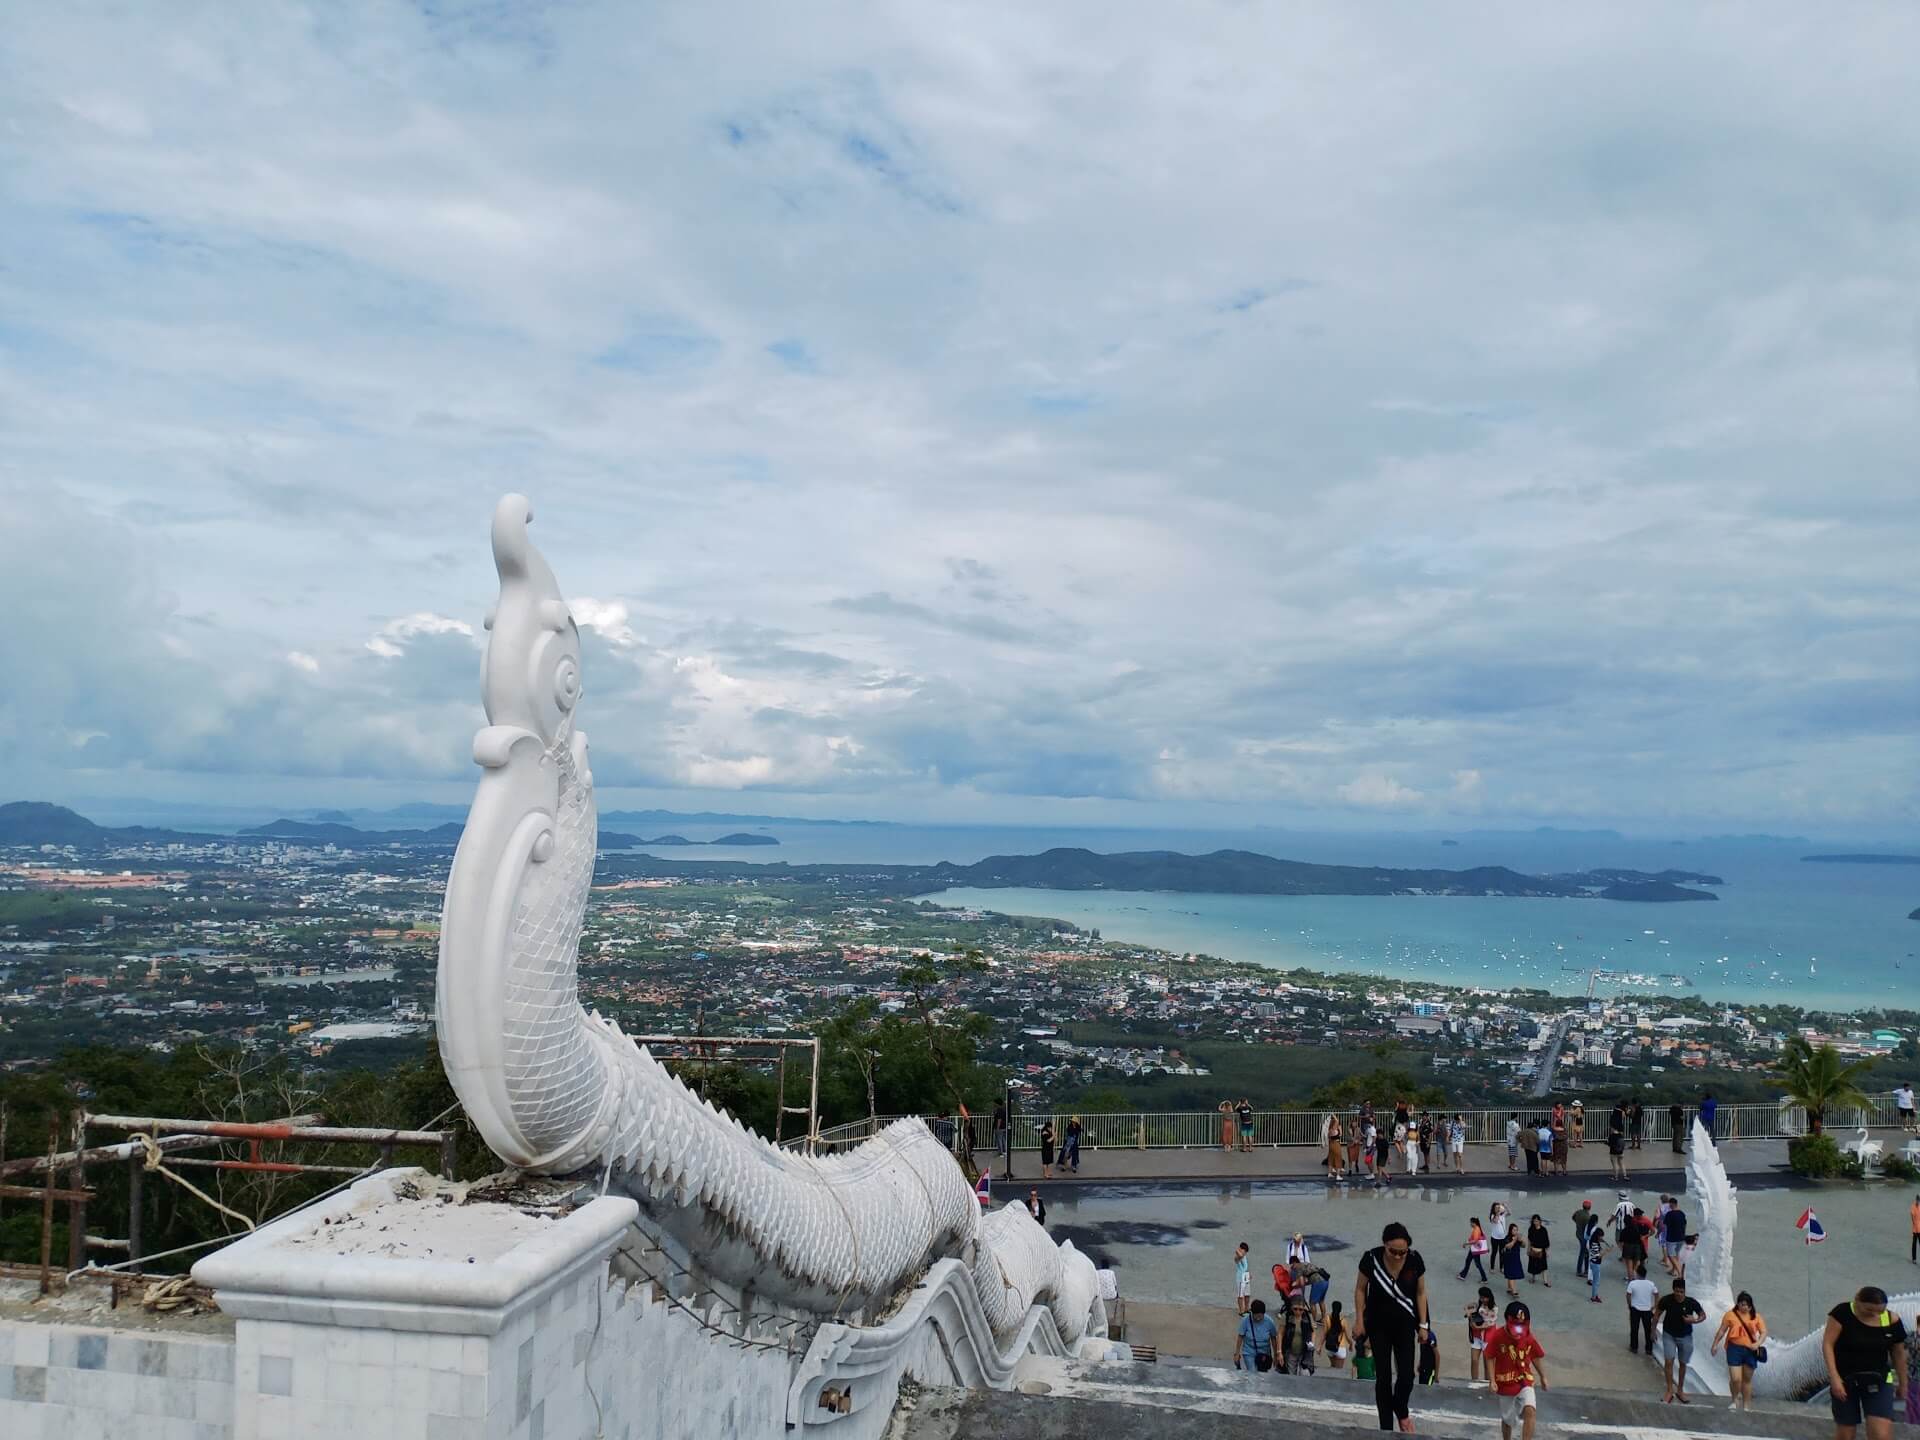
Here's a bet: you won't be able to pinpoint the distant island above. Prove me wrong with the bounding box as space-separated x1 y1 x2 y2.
0 802 651 851
905 848 1719 902
1910 906 1920 921
624 832 780 848
1803 853 1920 865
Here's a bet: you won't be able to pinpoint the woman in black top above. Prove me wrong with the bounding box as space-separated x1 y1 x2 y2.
1824 1285 1910 1439
1628 1098 1645 1149
1526 1215 1551 1287
1039 1120 1056 1177
1353 1221 1430 1432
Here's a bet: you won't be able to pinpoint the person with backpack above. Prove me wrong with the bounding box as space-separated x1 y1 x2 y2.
1235 1298 1280 1374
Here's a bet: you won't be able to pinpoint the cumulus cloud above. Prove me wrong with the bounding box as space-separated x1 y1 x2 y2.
1 6 1917 833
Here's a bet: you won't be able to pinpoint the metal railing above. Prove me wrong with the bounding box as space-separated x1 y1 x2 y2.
788 1092 1906 1156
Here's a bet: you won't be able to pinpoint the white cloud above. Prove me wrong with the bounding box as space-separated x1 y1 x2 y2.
0 6 1916 834
1338 774 1426 810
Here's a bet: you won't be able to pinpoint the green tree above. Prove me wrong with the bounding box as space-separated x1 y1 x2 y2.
1307 1067 1448 1111
1774 1036 1875 1135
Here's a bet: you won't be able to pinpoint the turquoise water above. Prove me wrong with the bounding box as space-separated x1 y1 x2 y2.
924 843 1918 1011
595 820 1916 1010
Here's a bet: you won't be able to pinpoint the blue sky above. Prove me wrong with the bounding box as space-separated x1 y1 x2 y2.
2 5 1917 836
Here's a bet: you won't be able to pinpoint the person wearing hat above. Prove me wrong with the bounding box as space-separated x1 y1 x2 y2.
1486 1299 1550 1440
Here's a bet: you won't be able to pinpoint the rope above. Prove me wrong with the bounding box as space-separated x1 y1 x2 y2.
133 1133 256 1232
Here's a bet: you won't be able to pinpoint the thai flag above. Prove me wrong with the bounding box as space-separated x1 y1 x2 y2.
976 1173 992 1209
1796 1209 1826 1243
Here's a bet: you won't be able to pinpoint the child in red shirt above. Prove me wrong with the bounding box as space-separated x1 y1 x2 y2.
1484 1300 1551 1440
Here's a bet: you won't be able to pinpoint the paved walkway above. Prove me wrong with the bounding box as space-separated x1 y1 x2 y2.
998 1132 1869 1186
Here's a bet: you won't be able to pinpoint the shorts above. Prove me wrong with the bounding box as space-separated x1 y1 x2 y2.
1900 1107 1915 1121
1451 1140 1465 1154
1237 1278 1251 1298
1664 1334 1693 1367
1498 1388 1537 1426
1469 1335 1486 1352
1662 1241 1685 1260
1830 1379 1896 1426
1725 1343 1757 1370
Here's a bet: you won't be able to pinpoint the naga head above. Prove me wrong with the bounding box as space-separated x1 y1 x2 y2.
481 493 583 748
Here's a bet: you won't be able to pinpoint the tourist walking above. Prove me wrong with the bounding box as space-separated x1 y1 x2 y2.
1585 1223 1612 1303
1499 1224 1527 1298
1450 1114 1468 1173
1487 1203 1512 1250
1698 1091 1718 1144
1660 1200 1688 1277
1024 1187 1047 1226
1897 1082 1916 1134
1486 1300 1550 1440
1418 1111 1435 1171
1064 1114 1083 1173
1353 1220 1431 1433
1628 1098 1645 1150
1234 1241 1252 1316
1325 1113 1345 1179
993 1099 1009 1172
1526 1214 1551 1288
1283 1293 1317 1374
1654 1278 1706 1404
1910 1193 1919 1265
1570 1199 1594 1281
1669 1100 1685 1154
1507 1113 1522 1171
1459 1218 1490 1281
1349 1110 1368 1174
1626 1262 1658 1356
1571 1100 1586 1149
1621 1207 1651 1277
1607 1104 1629 1181
1823 1284 1909 1440
1234 1298 1279 1373
1710 1290 1767 1412
1237 1097 1256 1153
1521 1120 1540 1176
1464 1285 1497 1381
1325 1301 1351 1371
1039 1119 1057 1178
1375 1115 1393 1180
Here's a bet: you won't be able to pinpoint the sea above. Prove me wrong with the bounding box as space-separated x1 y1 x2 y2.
97 799 1919 1012
602 822 1918 1012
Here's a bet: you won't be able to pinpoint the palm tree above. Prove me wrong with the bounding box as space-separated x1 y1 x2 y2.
1775 1036 1876 1135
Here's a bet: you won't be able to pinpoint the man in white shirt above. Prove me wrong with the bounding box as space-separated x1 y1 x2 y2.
1625 1264 1659 1355
1897 1082 1916 1133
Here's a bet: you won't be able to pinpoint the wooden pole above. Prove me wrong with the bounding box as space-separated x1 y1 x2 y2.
39 1114 58 1295
66 1110 87 1273
126 1155 144 1266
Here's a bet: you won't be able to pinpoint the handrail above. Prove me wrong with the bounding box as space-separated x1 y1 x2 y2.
785 1092 1905 1154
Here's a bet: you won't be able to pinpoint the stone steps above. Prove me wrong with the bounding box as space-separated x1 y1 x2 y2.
889 1356 1862 1440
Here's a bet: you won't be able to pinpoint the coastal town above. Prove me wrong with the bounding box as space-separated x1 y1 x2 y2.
4 829 1911 1114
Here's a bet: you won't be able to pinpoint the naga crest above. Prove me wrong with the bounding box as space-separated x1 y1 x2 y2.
480 494 584 753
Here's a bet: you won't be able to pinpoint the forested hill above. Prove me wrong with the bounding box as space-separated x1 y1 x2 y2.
906 848 1720 902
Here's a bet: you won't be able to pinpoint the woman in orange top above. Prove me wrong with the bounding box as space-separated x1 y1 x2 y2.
1710 1290 1768 1412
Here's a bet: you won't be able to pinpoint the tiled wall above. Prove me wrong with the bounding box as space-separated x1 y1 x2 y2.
0 1318 235 1440
233 1315 492 1439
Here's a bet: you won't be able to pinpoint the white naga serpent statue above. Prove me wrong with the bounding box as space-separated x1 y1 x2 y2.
436 495 1103 1350
1680 1118 1920 1402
